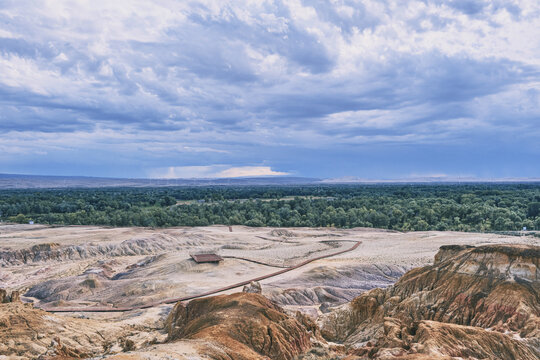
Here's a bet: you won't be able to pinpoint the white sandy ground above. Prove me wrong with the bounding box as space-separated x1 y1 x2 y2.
0 225 538 315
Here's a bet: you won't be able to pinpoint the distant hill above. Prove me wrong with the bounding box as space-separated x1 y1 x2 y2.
0 173 538 189
0 173 321 189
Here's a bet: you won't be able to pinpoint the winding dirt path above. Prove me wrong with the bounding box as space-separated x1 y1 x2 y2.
39 240 361 313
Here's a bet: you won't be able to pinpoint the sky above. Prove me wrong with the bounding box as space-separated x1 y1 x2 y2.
0 0 539 180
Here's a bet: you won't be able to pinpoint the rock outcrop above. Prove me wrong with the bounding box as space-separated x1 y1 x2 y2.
267 263 406 307
0 235 203 265
165 292 313 360
242 281 262 293
0 301 166 359
0 302 110 359
0 289 20 303
352 318 539 360
320 244 540 359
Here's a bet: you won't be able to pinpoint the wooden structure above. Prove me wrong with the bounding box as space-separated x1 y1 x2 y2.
190 253 223 264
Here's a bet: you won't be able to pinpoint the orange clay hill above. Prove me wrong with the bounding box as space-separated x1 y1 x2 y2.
165 292 313 360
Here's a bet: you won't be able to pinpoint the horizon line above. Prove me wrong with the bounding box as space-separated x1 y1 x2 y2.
1 172 540 184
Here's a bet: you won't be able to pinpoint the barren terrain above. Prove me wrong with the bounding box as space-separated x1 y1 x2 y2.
2 224 534 310
0 224 538 359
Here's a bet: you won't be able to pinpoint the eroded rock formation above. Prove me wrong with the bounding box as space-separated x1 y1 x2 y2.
320 244 540 359
352 318 538 359
0 289 21 303
0 301 168 359
2 242 538 359
0 302 108 359
243 281 262 294
0 235 202 266
165 292 313 360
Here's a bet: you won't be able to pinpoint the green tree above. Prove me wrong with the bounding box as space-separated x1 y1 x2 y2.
12 213 28 223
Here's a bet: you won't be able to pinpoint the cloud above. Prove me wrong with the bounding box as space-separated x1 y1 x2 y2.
218 166 289 178
0 0 538 178
150 165 289 179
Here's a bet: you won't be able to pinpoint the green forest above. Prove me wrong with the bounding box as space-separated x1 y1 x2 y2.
1 184 539 232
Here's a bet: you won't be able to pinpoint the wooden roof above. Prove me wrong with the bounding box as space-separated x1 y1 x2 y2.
190 253 223 263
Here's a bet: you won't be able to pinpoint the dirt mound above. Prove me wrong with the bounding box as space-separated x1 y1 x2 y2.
320 244 540 358
79 275 102 289
25 272 113 304
270 229 298 237
165 293 313 360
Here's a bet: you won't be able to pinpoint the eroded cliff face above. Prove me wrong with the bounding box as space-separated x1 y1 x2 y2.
0 302 113 359
320 244 540 359
0 235 199 266
0 299 168 359
165 292 314 360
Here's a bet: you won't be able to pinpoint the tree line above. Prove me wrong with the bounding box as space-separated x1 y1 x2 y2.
0 184 539 232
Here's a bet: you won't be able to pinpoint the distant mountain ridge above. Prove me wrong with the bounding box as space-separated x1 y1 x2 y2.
0 173 321 189
0 173 538 189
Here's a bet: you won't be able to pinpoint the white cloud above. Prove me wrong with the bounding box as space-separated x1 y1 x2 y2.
217 166 288 178
149 165 289 179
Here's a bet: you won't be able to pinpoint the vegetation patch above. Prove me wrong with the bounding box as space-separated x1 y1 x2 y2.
0 184 539 231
